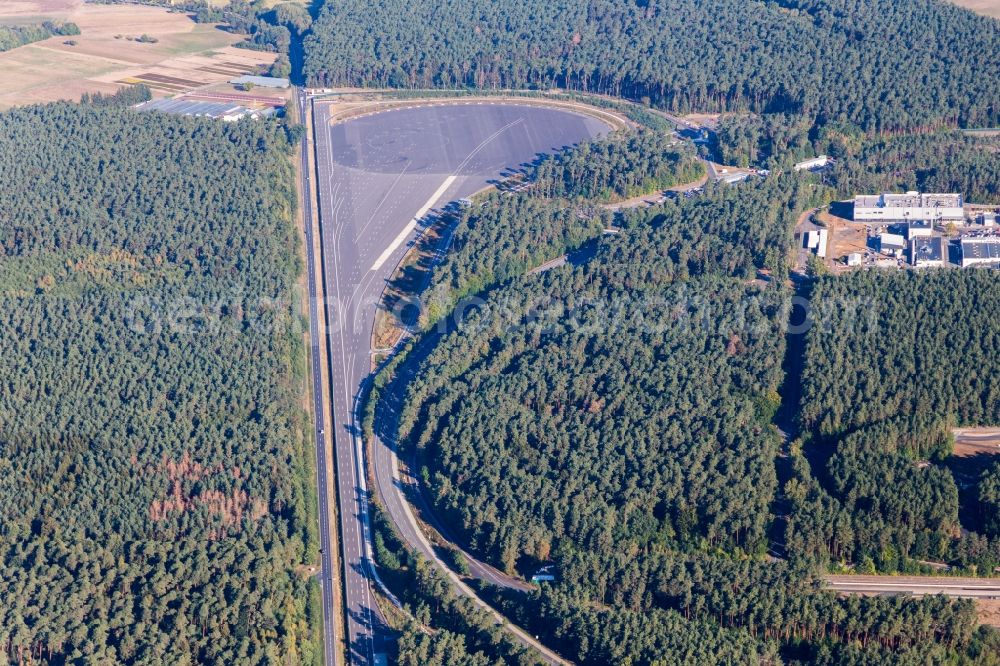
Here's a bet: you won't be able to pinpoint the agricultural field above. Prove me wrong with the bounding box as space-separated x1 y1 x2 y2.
0 1 275 109
950 0 1000 18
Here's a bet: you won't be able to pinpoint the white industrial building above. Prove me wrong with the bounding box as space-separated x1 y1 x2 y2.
816 229 828 258
229 75 290 89
960 237 1000 267
853 191 964 222
879 232 906 257
906 219 934 238
978 212 997 227
719 171 750 184
910 236 946 268
806 229 829 258
846 252 862 267
793 155 831 172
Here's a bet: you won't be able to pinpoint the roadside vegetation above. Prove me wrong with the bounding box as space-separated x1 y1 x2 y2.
370 505 545 666
0 102 318 664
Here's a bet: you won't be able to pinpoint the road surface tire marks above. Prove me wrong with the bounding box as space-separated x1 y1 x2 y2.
310 98 608 665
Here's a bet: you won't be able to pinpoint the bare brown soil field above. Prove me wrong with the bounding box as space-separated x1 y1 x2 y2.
682 112 721 130
0 0 78 23
950 0 1000 18
979 599 1000 628
0 1 275 109
952 428 1000 457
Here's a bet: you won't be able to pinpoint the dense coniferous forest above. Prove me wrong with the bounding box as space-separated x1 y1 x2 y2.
80 83 153 108
529 130 704 201
409 274 785 566
799 271 1000 436
788 270 1000 573
827 132 1000 204
304 0 1000 133
396 171 799 655
0 104 318 664
424 195 612 323
714 112 815 168
508 548 995 664
383 166 1000 661
980 463 1000 539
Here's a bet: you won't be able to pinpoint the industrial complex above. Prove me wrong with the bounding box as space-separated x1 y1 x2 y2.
802 190 1000 271
853 191 964 222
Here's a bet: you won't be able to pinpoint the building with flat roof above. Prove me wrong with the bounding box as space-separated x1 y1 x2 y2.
961 237 1000 267
719 171 750 184
816 229 829 258
853 191 964 222
135 98 276 121
879 232 906 256
229 75 290 89
846 252 862 267
906 219 934 238
910 236 945 267
794 155 831 172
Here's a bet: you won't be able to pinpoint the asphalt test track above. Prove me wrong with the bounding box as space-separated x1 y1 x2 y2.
311 101 608 665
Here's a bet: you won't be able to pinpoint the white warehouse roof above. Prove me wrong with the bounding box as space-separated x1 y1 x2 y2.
880 232 906 249
230 75 290 89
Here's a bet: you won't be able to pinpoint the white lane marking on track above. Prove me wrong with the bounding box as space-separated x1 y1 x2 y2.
369 175 457 271
357 163 409 239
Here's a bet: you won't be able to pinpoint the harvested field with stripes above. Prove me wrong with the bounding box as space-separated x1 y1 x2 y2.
0 1 276 109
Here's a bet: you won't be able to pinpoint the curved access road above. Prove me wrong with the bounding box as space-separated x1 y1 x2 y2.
370 327 533 593
307 97 610 664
